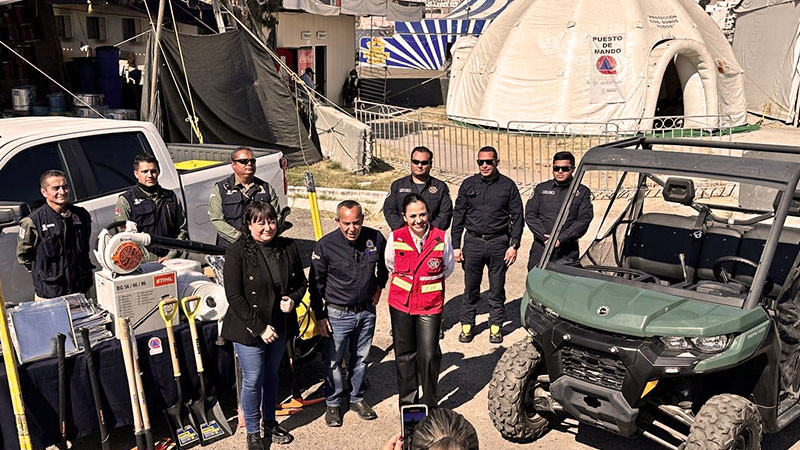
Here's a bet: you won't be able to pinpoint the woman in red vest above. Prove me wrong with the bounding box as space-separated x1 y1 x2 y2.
385 193 455 409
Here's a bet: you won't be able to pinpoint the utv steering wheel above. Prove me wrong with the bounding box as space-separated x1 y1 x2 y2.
712 256 774 294
582 265 661 283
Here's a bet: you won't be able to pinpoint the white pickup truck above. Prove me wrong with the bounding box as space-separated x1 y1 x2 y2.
0 117 289 302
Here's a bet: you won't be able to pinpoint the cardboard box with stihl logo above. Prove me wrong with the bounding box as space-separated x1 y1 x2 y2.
95 264 179 334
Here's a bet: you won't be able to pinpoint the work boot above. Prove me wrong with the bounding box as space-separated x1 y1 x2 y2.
350 400 378 420
458 324 474 343
325 406 343 427
263 420 294 445
489 324 503 344
246 432 265 450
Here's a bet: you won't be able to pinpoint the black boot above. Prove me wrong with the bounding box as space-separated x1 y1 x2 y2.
264 420 294 444
247 432 265 450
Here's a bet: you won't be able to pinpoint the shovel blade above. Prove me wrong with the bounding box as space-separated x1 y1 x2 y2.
188 396 232 444
164 406 200 449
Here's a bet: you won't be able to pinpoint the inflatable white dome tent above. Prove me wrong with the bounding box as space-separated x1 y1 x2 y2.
446 0 748 131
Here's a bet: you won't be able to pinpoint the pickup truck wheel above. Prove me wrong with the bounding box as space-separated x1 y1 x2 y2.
685 394 762 450
488 337 551 442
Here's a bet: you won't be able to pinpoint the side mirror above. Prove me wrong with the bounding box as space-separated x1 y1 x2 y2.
0 201 31 229
663 177 695 205
774 190 800 216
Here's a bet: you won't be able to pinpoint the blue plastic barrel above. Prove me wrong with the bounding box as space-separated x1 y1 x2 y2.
98 76 122 108
96 46 120 78
48 92 66 112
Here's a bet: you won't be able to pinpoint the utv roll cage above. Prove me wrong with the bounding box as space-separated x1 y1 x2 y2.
542 137 800 310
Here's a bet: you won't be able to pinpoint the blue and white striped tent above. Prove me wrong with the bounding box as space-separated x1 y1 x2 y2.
359 19 490 70
358 0 514 70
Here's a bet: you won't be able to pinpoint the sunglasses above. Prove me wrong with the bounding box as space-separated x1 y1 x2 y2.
233 158 257 166
476 159 496 167
553 166 573 172
411 159 431 166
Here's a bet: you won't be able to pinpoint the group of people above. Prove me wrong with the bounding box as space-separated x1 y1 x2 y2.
223 144 592 449
15 143 593 450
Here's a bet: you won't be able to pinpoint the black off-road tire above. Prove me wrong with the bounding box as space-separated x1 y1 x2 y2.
685 394 762 450
488 337 551 442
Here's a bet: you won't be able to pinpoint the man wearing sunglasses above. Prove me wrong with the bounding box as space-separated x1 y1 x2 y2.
209 147 280 248
383 146 452 233
452 146 523 344
525 151 593 270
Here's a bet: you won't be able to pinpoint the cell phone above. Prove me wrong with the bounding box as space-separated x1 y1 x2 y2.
400 404 429 439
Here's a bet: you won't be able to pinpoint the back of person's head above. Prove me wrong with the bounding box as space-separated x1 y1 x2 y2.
411 409 478 450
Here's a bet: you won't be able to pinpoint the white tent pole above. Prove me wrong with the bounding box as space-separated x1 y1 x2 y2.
149 0 167 116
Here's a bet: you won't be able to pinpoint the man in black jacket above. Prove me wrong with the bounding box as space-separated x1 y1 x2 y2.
115 154 188 262
525 151 593 270
452 146 524 345
309 200 388 428
17 170 94 300
383 146 452 232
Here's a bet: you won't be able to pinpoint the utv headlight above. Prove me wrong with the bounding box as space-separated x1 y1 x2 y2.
690 335 731 353
543 307 560 319
528 297 559 319
660 336 691 351
659 335 732 353
528 297 543 313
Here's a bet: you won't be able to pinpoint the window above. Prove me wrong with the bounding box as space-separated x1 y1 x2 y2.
122 18 139 42
0 143 67 209
86 16 106 41
77 132 152 197
55 15 72 40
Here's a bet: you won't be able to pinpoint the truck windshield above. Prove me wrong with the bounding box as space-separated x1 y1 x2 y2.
549 167 799 305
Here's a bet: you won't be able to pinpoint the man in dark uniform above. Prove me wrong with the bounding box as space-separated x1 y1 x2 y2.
115 154 188 263
525 151 593 270
17 170 94 300
209 147 279 248
383 146 452 231
309 200 388 428
452 146 523 344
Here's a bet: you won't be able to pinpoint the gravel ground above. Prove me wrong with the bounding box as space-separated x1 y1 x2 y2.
65 202 800 450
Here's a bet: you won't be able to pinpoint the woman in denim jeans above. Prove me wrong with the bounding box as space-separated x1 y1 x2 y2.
222 201 307 449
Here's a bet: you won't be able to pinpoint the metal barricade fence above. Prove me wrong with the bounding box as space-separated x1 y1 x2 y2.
354 101 737 194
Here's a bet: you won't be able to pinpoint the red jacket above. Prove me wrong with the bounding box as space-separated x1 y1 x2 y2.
387 226 446 315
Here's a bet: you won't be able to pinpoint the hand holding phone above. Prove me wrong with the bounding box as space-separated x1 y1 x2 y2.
401 404 429 440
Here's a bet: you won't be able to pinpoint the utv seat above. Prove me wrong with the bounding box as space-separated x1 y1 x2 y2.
696 225 743 281
736 224 800 296
623 213 701 283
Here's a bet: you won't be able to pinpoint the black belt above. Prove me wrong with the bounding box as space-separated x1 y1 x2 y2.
326 301 372 313
467 230 509 241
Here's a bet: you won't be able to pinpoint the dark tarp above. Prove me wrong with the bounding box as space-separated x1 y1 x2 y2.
0 322 233 450
156 30 321 166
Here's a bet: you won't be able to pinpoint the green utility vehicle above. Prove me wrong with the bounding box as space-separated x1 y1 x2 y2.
489 138 800 449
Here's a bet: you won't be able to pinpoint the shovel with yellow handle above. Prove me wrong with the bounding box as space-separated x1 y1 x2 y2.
0 281 32 450
276 172 326 416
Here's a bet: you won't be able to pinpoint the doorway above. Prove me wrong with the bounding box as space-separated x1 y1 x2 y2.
645 41 719 129
315 45 327 97
655 59 684 118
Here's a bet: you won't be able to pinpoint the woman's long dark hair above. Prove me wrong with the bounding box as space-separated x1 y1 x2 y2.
240 201 279 265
